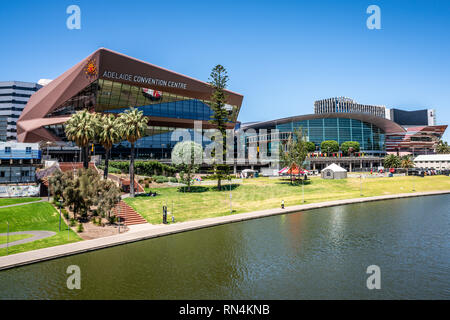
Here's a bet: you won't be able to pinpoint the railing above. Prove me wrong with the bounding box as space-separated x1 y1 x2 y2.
0 150 41 160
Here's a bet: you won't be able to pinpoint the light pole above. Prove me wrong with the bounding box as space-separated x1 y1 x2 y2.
59 199 62 232
360 174 363 196
302 177 304 204
229 178 232 214
6 221 9 255
68 214 70 241
172 200 174 223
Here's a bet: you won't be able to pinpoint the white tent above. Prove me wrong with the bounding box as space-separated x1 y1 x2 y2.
241 169 257 178
321 163 347 179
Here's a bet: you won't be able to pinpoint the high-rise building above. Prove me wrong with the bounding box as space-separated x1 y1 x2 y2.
389 108 436 127
0 81 42 141
314 97 386 118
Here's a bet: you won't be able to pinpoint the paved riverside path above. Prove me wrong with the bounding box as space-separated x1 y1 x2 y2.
0 199 45 209
0 190 449 270
0 231 56 249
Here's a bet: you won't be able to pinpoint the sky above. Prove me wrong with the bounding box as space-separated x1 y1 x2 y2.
1 0 449 140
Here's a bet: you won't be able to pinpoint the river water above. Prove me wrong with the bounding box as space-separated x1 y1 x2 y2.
0 195 449 299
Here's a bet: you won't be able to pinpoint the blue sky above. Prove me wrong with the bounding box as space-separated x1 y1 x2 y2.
1 0 449 139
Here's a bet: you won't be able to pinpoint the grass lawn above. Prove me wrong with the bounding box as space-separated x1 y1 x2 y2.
125 175 450 225
0 197 41 207
0 233 33 245
0 202 81 256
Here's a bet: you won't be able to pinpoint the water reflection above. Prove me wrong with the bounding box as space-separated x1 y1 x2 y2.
0 195 449 299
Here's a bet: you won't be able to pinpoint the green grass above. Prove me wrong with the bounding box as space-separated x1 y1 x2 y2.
0 202 82 256
124 175 450 225
0 197 41 206
0 233 33 244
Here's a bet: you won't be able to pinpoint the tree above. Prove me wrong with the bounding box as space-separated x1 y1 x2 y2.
436 140 450 154
118 108 148 197
341 141 360 156
280 129 308 184
97 114 121 179
65 110 98 169
171 141 203 192
52 168 120 221
384 154 401 168
305 141 316 153
48 170 67 201
400 156 415 174
209 64 230 191
320 140 339 155
96 179 121 219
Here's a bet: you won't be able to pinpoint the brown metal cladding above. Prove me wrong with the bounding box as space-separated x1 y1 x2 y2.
17 48 243 143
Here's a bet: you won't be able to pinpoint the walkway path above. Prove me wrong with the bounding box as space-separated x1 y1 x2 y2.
0 231 56 249
0 200 45 209
0 190 449 270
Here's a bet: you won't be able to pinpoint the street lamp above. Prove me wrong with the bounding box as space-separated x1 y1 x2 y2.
302 177 304 204
360 174 363 196
6 221 9 255
229 177 232 214
59 199 63 232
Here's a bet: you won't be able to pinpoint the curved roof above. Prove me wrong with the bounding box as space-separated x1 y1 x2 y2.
241 112 406 134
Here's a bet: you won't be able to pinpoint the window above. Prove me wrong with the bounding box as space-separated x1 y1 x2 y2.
5 146 11 153
0 171 4 177
26 147 31 153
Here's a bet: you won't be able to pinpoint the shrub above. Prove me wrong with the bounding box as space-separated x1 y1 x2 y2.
108 215 117 224
108 160 177 176
77 223 84 233
70 218 76 227
169 177 178 183
63 211 69 220
320 140 339 154
341 141 360 156
145 183 150 188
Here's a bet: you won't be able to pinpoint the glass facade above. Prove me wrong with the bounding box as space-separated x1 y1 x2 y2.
275 118 385 152
45 78 239 159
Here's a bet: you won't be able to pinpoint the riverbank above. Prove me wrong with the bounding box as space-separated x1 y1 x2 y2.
1 189 449 271
125 175 450 224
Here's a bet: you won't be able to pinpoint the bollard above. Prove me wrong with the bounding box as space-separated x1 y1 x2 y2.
281 200 285 209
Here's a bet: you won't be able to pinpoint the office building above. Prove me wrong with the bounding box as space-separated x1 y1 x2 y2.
0 81 42 141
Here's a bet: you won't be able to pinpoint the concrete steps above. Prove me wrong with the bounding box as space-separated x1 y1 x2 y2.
112 201 147 226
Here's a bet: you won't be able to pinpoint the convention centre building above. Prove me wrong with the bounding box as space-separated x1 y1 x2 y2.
241 107 447 173
17 48 244 160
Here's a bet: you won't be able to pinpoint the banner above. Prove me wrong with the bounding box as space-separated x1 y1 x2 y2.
0 185 40 198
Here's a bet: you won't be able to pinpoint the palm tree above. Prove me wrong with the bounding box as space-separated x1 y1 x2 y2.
97 114 121 179
65 110 98 169
400 156 415 174
436 140 449 154
384 154 401 169
118 108 148 197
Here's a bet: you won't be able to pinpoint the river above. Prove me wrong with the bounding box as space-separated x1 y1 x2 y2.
0 194 449 299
